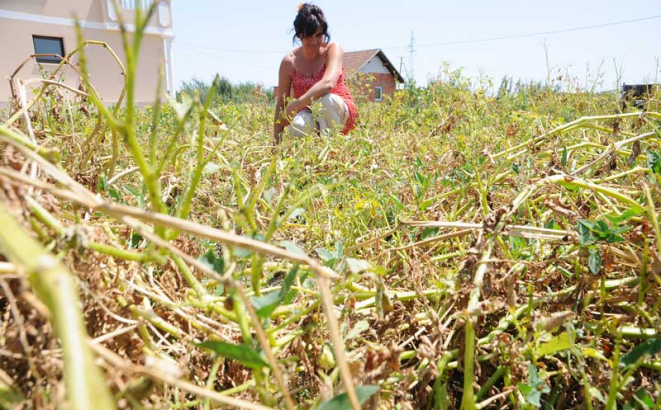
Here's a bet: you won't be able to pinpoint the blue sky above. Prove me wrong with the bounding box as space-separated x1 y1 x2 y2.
171 1 660 91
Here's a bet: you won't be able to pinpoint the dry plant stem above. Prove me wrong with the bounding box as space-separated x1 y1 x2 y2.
25 195 152 263
107 166 140 186
493 112 661 160
402 220 573 238
5 40 124 127
90 342 277 410
117 215 297 410
19 78 90 98
0 262 16 273
0 202 116 410
318 274 362 410
461 176 548 409
572 131 657 175
460 240 495 410
75 22 166 222
0 280 41 379
0 125 53 157
105 207 355 408
176 75 220 221
380 229 472 255
642 184 661 257
0 149 337 281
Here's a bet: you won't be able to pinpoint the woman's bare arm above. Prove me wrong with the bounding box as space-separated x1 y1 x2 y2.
273 55 294 144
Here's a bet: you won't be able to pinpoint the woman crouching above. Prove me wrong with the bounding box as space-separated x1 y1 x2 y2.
273 3 358 144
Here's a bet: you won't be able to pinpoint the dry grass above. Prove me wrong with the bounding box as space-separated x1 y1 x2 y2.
1 6 661 410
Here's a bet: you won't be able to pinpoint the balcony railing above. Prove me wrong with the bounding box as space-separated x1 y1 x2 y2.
121 0 153 10
106 0 171 28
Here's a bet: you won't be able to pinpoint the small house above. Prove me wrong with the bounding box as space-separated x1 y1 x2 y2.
0 0 175 110
342 48 404 102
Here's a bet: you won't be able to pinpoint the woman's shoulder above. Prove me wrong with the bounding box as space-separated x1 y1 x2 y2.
323 42 343 62
281 50 296 65
279 51 296 72
325 42 343 53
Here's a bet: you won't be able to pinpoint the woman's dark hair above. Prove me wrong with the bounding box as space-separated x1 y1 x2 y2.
292 3 330 44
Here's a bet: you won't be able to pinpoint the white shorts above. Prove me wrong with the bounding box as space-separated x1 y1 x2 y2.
288 93 349 137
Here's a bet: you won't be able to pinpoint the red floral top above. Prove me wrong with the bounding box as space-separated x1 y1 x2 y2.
292 65 358 134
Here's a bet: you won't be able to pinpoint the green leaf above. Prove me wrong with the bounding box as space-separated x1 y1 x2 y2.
251 265 299 318
263 187 277 203
124 184 140 197
605 232 627 244
346 258 372 274
421 227 440 239
389 194 404 211
198 249 224 275
278 241 308 258
620 338 661 366
544 219 561 230
577 219 596 246
589 387 606 404
130 233 143 249
203 162 223 174
518 383 542 407
196 341 270 370
167 92 193 120
233 247 253 258
632 389 655 409
588 247 602 275
346 320 370 340
538 332 573 357
561 146 568 167
97 174 108 193
648 151 661 174
434 381 451 410
316 385 380 410
518 363 550 407
316 248 338 268
605 206 643 225
288 207 305 220
108 187 121 202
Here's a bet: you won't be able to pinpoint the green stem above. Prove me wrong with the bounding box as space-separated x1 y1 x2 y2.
0 202 116 410
203 357 223 410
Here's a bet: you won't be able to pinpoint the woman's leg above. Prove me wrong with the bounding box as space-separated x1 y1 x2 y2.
317 94 349 133
288 109 314 137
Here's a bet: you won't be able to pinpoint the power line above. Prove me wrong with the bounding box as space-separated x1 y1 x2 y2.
175 42 287 54
176 47 275 69
380 14 661 51
174 14 661 57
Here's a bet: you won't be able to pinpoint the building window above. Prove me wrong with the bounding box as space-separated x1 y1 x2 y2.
33 36 65 64
374 86 383 101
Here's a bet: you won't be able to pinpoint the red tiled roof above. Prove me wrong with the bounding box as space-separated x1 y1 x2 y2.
343 49 405 83
343 49 380 75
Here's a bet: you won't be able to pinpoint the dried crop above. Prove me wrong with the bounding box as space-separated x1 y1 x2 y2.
1 4 660 410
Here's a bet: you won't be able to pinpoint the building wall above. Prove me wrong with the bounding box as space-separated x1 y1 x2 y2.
0 0 174 110
0 0 171 28
362 56 390 75
0 0 105 22
351 71 396 102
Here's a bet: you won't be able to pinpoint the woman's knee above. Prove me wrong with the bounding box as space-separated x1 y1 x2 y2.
288 111 314 137
318 94 348 126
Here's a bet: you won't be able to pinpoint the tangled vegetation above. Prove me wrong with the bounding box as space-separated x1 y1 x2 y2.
1 5 661 410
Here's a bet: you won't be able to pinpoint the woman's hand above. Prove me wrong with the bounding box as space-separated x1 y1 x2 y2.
285 99 304 118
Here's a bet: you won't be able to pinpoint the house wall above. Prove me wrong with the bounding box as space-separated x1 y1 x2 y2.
362 57 390 75
0 0 173 111
0 0 105 22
